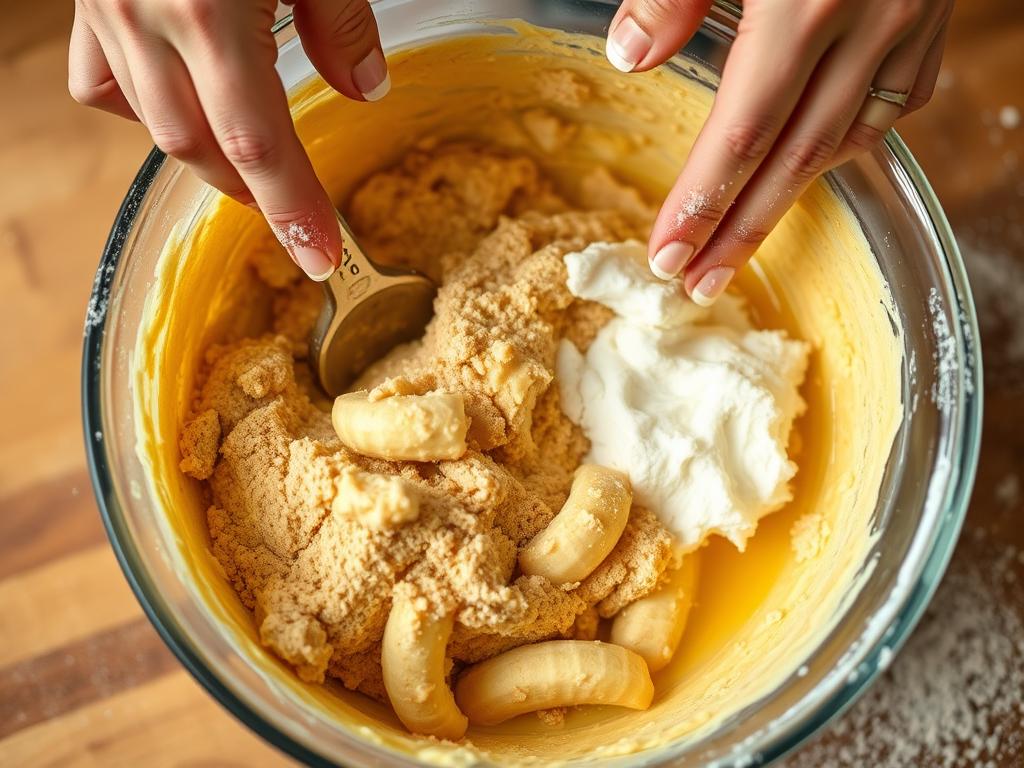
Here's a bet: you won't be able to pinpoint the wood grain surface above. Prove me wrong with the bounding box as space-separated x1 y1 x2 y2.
1 2 1021 766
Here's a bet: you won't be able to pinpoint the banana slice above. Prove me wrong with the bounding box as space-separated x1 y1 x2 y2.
454 640 653 725
381 590 468 740
611 555 699 672
519 464 632 585
332 390 468 462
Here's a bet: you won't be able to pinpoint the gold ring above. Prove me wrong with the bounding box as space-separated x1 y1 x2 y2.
868 87 910 107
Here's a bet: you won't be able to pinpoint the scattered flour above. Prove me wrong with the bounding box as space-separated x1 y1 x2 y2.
995 474 1020 509
675 187 711 226
927 288 957 412
785 539 1024 767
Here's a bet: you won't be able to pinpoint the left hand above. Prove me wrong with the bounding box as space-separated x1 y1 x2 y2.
605 0 952 305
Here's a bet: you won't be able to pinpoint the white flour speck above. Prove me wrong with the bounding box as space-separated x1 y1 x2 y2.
928 288 957 412
268 207 333 253
675 187 710 225
877 646 894 671
995 474 1020 508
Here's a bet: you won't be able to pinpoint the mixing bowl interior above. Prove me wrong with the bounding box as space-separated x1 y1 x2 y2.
84 2 980 766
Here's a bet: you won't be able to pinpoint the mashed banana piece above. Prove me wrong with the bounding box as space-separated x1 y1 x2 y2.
179 146 673 694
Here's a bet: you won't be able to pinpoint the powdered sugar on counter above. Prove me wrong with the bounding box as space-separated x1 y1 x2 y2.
557 241 810 552
785 538 1024 768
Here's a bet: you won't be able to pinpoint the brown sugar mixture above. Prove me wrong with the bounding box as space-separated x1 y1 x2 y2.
178 145 674 701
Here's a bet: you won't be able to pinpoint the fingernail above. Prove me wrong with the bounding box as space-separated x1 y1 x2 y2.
690 266 735 307
650 242 694 280
353 48 391 101
291 246 335 282
606 16 651 73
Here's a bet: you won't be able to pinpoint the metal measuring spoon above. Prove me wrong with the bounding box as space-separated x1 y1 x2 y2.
309 213 436 396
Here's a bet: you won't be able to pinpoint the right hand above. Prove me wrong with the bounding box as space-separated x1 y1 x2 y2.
69 0 392 280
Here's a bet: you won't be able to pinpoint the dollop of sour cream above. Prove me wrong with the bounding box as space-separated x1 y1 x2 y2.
557 241 810 552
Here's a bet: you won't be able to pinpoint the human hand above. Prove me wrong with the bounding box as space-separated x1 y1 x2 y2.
69 0 391 280
606 0 952 305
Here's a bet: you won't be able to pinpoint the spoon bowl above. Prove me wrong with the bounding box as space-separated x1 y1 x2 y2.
310 215 436 396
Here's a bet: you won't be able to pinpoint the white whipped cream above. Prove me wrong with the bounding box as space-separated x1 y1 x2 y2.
557 241 810 552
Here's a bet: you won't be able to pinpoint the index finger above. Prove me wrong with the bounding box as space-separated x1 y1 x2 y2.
646 1 848 280
171 17 342 280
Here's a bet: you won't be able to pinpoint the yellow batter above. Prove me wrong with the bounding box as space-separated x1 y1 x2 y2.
134 24 902 765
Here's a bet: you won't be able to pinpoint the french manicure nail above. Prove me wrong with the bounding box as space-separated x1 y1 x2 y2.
650 241 694 280
353 48 391 101
691 266 735 307
291 246 336 282
606 16 652 73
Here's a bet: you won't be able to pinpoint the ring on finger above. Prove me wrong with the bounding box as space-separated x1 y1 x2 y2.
867 86 910 107
856 85 910 133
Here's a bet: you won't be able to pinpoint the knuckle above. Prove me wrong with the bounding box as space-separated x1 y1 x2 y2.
150 125 205 160
780 132 840 183
844 122 887 152
808 0 844 19
731 222 771 249
68 77 101 106
329 1 375 48
68 75 121 108
722 119 777 165
677 196 730 231
800 0 844 33
154 0 221 37
219 128 275 169
165 0 219 27
263 207 314 229
633 0 682 26
107 0 139 26
884 0 926 32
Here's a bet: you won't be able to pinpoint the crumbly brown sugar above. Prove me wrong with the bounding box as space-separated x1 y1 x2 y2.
180 145 673 698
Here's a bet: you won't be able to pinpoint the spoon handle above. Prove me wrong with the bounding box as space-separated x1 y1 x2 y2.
321 214 386 311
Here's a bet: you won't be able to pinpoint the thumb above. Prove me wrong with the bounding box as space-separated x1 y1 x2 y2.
606 0 712 73
292 0 390 101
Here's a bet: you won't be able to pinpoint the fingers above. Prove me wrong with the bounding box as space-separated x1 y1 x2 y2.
680 31 897 303
71 0 398 281
647 1 846 280
903 20 949 116
832 17 950 166
68 12 138 120
163 14 343 279
606 0 712 73
630 0 950 305
293 0 390 101
115 35 252 204
683 8 945 305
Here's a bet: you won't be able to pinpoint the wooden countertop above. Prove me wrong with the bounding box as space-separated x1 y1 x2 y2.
2 2 1021 765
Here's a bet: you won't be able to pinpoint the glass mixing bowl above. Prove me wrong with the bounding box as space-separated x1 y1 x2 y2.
83 1 982 765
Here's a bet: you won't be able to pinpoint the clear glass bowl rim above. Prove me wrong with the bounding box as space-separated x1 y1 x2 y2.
81 3 983 766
